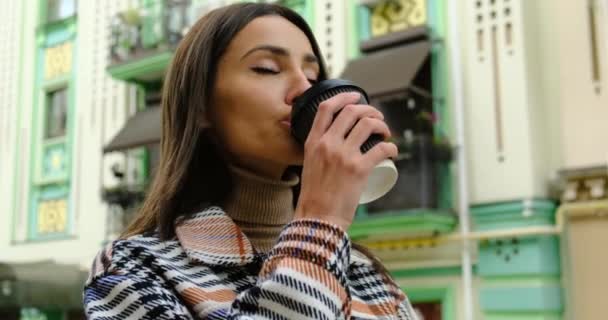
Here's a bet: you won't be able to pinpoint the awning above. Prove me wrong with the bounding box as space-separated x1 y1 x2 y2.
341 40 431 98
0 260 89 309
104 106 161 153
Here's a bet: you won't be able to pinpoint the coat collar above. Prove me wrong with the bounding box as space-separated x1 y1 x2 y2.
175 206 257 266
174 206 372 268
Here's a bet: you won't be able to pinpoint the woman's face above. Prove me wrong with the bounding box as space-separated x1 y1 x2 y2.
209 16 320 178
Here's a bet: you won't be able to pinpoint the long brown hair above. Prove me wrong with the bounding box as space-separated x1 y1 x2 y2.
122 3 327 239
120 3 395 286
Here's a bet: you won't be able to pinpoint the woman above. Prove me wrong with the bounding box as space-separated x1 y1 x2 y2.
84 3 417 319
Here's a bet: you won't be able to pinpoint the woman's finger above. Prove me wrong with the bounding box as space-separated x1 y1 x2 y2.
361 142 399 169
305 92 361 145
344 117 391 152
326 104 384 141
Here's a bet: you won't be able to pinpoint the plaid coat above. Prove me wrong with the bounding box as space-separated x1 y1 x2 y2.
83 206 417 319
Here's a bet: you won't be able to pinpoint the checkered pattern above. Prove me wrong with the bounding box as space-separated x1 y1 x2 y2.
84 206 417 319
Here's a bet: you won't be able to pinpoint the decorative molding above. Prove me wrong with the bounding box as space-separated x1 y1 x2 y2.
107 50 173 83
26 2 77 242
391 265 469 278
470 200 557 231
360 25 428 53
37 198 68 234
349 210 456 240
472 200 563 318
480 285 563 313
368 0 427 37
478 237 561 276
44 42 73 80
559 165 608 203
35 15 78 45
28 184 72 240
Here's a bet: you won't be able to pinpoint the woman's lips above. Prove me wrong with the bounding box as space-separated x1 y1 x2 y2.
281 120 291 128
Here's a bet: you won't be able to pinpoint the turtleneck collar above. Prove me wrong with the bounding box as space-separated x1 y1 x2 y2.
222 165 299 252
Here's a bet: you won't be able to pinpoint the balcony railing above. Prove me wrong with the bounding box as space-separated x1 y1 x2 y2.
108 1 311 66
109 0 195 65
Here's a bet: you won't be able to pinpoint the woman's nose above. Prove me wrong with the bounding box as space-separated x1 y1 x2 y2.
285 73 313 106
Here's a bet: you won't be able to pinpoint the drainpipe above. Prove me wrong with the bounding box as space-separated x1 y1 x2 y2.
446 1 474 319
601 0 608 59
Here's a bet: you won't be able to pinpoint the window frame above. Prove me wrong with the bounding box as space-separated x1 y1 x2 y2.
43 87 68 140
35 76 71 186
41 0 78 25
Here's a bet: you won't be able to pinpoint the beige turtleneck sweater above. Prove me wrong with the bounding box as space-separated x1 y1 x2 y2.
223 166 299 253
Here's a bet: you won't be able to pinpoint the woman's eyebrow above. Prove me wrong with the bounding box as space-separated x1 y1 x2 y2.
241 44 318 64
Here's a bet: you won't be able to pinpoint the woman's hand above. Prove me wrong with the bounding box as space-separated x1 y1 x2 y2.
294 92 398 230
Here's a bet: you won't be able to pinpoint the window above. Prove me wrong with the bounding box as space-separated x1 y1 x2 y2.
46 0 77 23
45 88 67 139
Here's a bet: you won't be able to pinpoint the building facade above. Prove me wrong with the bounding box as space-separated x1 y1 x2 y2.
0 0 607 319
0 0 140 319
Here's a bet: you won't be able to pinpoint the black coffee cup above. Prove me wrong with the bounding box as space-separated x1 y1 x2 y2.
291 79 398 204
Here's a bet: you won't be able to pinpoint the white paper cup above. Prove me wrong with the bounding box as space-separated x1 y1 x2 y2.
359 158 398 204
291 79 399 204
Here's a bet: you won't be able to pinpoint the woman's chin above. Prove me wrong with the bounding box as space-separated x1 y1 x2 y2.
290 159 304 166
284 140 305 163
282 154 304 167
284 152 304 166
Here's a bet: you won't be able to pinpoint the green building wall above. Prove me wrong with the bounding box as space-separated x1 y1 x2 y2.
472 200 563 320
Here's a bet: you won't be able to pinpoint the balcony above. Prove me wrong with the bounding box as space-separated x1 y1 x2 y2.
106 1 308 84
107 0 197 83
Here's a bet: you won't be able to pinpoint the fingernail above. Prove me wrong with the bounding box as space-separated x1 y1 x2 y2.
349 92 360 99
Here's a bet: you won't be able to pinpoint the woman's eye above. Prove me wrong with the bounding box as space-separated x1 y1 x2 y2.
251 67 279 74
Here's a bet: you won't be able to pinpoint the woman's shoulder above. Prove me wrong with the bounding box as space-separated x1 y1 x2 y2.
348 247 412 315
349 246 403 293
350 247 375 266
85 232 183 285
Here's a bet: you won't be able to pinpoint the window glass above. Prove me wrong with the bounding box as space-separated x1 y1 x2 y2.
46 0 77 23
45 88 68 139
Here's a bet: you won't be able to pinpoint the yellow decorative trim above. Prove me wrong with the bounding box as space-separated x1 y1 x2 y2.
370 0 427 37
44 42 73 80
37 198 68 234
